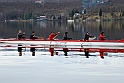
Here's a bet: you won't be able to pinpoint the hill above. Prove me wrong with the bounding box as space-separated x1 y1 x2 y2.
0 0 82 21
83 0 124 20
0 0 79 2
0 0 124 21
86 0 124 13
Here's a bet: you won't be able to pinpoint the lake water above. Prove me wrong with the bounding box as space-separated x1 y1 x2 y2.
0 51 124 83
0 20 124 40
0 20 124 83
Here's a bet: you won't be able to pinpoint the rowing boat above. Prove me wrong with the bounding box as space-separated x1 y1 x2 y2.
0 38 124 57
0 39 124 49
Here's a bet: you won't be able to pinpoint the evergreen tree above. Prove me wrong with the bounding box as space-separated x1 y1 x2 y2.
99 9 102 19
75 9 79 13
111 12 114 17
122 11 124 16
71 9 75 17
58 15 62 20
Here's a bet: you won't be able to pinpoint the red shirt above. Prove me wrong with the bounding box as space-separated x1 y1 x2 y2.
48 32 59 40
99 34 106 40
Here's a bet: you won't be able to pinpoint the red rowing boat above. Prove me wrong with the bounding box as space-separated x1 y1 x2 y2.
0 38 124 58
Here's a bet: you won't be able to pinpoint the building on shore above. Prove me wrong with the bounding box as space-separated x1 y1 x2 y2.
35 0 44 3
36 16 47 21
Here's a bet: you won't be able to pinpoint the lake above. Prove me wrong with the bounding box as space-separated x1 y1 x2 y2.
0 20 124 40
0 20 124 83
0 51 124 83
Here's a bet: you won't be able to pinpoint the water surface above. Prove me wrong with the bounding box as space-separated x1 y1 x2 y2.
0 20 124 40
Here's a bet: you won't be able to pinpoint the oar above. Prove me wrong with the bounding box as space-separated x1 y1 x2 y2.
53 32 60 40
38 36 44 40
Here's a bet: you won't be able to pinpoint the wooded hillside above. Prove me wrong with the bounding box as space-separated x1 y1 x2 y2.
0 0 82 21
87 0 124 13
0 0 124 21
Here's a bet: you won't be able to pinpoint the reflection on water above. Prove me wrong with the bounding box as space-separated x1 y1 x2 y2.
0 51 124 83
0 20 124 39
83 21 124 40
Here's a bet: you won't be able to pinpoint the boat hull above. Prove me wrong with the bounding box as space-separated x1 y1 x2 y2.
0 39 124 49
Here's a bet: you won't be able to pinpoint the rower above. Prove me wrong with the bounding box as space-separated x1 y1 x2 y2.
17 30 25 40
30 31 38 39
63 32 72 40
47 32 60 56
84 32 95 41
30 31 38 56
62 32 71 56
47 32 60 40
22 32 26 39
17 30 25 56
62 32 72 56
99 31 107 41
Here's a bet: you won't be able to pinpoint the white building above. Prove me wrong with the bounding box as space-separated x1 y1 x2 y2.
36 16 47 21
35 0 44 3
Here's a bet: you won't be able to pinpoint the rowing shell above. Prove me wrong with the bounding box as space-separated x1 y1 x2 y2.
0 39 124 49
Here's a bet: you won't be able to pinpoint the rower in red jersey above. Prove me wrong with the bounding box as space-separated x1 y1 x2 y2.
99 32 107 41
48 32 60 40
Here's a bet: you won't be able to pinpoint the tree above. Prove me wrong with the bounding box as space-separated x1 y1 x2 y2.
75 9 79 13
69 12 72 17
122 11 124 16
71 9 75 17
111 12 114 17
69 9 80 17
99 9 102 19
58 15 62 20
